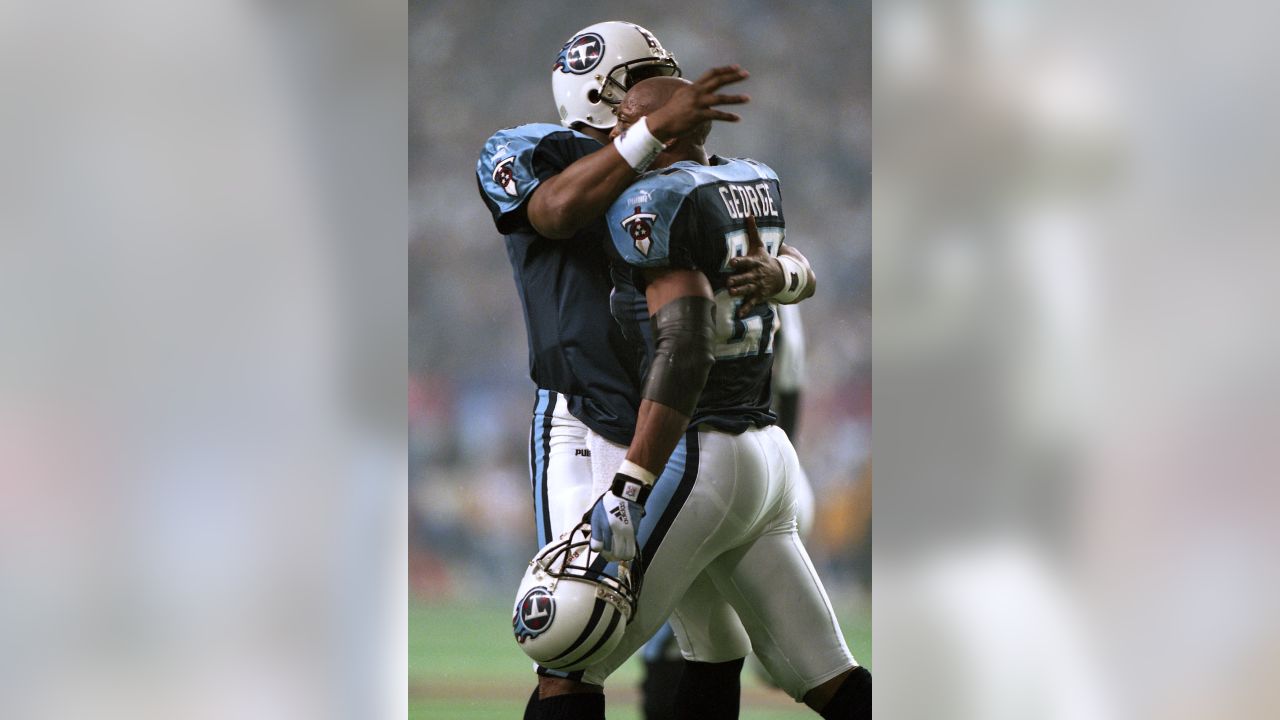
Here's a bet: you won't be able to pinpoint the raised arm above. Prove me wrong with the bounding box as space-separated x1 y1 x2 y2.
527 66 751 239
588 268 715 562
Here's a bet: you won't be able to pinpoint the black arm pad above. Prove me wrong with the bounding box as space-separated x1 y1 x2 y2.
642 295 717 417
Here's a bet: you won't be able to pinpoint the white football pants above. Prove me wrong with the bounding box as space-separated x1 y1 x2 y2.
582 425 858 700
527 388 594 549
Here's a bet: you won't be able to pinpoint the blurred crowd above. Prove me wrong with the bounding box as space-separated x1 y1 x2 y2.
409 0 872 600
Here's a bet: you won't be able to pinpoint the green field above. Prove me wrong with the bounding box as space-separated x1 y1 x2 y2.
410 599 871 719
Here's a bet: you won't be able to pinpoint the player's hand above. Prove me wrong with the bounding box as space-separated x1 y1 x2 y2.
646 65 751 141
588 474 649 562
726 216 784 316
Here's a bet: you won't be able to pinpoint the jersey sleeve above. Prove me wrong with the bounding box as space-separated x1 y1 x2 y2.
475 124 601 235
604 171 699 270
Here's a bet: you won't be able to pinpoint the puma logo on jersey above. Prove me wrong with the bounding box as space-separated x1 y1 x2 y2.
575 448 592 457
628 189 653 205
492 156 518 196
621 206 658 256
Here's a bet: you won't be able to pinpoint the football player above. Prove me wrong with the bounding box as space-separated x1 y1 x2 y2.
475 21 814 719
536 77 871 719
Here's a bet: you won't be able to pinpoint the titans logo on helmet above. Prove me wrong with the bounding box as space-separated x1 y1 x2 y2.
621 206 657 257
492 156 518 197
554 32 604 75
514 586 557 642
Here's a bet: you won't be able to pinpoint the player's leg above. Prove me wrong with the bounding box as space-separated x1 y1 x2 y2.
803 665 872 719
667 570 752 663
542 391 594 540
543 430 746 703
674 657 746 720
639 622 683 720
527 389 595 715
587 427 687 719
701 426 869 717
665 571 751 720
585 428 628 499
746 455 816 689
588 428 750 718
703 528 866 716
639 616 747 720
535 679 605 720
531 389 594 547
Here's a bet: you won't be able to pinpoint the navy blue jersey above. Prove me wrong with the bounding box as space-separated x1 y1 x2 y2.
605 156 784 434
476 123 645 445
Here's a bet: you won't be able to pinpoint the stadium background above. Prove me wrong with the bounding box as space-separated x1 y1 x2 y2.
409 1 870 716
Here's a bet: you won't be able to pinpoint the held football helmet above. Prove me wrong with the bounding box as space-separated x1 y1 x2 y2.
512 522 642 671
551 21 681 131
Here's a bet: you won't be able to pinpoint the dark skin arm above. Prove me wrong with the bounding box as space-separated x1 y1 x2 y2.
626 268 715 475
725 216 817 315
526 66 751 239
524 142 644 240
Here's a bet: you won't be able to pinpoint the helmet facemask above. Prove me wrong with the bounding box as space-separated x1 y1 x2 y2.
598 58 683 107
512 522 641 671
533 522 642 620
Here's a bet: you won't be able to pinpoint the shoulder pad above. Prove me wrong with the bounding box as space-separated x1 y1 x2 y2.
684 156 780 185
475 124 593 217
605 169 699 267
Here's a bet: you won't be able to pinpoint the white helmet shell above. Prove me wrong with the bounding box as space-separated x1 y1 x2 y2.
512 523 640 671
551 21 680 131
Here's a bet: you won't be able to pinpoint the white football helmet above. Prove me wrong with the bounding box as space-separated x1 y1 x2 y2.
512 522 641 671
551 21 681 131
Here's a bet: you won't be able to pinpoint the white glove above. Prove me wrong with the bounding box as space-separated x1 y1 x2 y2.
587 462 655 562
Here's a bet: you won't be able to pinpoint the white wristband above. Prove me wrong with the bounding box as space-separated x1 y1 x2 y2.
772 255 809 303
618 459 657 486
612 116 665 173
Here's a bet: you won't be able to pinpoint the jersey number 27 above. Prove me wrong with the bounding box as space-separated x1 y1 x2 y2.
713 226 782 360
